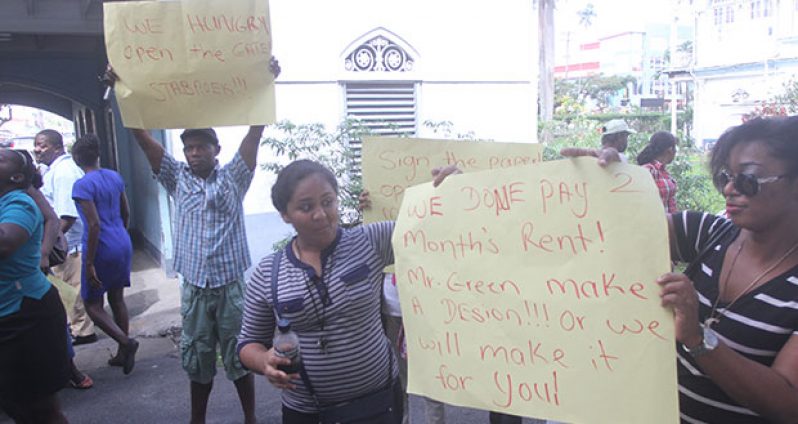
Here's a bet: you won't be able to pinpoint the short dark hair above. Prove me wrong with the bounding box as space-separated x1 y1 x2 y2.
271 160 339 213
710 116 798 179
72 134 101 168
36 129 64 148
636 131 677 165
180 128 219 146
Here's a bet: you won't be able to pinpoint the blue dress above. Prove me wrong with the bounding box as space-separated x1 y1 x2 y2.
72 169 133 301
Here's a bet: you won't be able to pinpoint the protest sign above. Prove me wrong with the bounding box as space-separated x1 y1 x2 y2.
393 158 677 423
104 0 275 129
362 137 542 223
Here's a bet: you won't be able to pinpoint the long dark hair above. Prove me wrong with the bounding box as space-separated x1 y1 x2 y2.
636 131 677 165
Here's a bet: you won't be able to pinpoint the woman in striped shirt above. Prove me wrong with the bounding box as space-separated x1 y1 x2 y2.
659 117 798 423
563 116 798 423
238 160 401 423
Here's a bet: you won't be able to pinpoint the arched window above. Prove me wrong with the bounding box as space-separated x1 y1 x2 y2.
341 28 420 168
344 34 415 73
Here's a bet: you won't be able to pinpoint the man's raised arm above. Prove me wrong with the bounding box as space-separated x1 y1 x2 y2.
238 125 265 171
130 129 166 174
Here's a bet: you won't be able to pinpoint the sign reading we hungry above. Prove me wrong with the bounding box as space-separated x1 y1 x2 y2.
103 0 275 129
361 137 543 223
392 158 677 424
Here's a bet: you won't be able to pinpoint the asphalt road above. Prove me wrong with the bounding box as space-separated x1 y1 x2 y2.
0 336 546 424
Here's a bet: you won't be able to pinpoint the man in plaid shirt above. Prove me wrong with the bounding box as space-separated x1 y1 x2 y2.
131 124 263 424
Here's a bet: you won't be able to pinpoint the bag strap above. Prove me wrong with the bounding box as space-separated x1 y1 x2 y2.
269 249 322 405
270 250 283 321
683 220 735 278
270 249 396 409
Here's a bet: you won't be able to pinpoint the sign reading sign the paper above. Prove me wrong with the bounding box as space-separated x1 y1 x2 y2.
392 158 677 424
103 0 275 129
361 137 543 223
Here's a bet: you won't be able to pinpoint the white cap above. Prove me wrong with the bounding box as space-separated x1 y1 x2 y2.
602 119 636 135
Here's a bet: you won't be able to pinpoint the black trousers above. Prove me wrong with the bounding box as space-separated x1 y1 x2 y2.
282 379 404 424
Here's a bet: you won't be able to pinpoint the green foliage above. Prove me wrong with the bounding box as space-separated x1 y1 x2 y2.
422 120 480 140
577 3 596 28
555 75 636 114
774 79 798 113
540 115 725 213
743 78 798 121
261 119 479 252
260 119 370 228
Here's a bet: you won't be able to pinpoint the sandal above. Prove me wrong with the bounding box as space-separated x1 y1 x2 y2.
69 374 94 390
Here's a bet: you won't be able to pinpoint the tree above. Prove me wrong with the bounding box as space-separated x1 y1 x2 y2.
577 3 596 28
741 78 798 121
555 75 636 113
259 120 369 228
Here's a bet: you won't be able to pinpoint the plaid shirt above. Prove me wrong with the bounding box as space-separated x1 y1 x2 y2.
157 152 253 288
643 160 678 213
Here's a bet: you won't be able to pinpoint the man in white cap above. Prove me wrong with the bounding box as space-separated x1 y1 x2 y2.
600 119 636 163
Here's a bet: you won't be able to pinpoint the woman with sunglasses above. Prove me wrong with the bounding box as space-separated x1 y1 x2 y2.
636 131 679 213
559 116 798 422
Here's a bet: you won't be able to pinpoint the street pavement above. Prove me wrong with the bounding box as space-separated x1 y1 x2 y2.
0 250 544 424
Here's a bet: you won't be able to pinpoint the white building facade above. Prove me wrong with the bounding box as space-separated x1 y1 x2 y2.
690 0 798 145
166 0 538 217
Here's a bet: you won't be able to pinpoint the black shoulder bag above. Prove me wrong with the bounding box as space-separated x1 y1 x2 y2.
270 251 402 424
48 232 68 267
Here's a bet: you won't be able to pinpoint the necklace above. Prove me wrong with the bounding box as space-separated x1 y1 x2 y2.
705 238 798 328
293 240 331 353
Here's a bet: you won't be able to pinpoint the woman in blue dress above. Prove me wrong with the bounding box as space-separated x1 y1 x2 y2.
71 135 138 375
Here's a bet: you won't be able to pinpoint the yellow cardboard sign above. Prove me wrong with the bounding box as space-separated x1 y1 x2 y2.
393 158 677 423
362 137 543 223
103 0 275 129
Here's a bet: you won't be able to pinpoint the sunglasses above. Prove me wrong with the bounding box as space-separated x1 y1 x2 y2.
713 169 790 196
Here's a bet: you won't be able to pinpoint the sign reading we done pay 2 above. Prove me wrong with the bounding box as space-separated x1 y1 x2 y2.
361 137 543 224
104 0 275 129
393 158 678 424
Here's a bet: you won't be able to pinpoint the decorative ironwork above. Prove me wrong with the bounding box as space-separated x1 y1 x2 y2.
344 36 414 72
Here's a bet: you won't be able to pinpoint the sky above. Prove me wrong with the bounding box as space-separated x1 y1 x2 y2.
556 0 676 39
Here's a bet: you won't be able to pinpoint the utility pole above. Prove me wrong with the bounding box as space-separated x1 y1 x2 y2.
669 0 678 135
538 0 555 125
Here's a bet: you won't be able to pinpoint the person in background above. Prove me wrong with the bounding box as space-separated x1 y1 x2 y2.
130 124 263 423
381 271 448 424
34 129 96 346
0 149 69 423
27 161 93 390
563 116 798 423
637 131 679 213
71 135 137 375
599 119 635 163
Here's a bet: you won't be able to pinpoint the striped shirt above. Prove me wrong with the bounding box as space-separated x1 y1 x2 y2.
673 211 798 423
238 221 397 413
643 160 678 213
156 152 252 288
